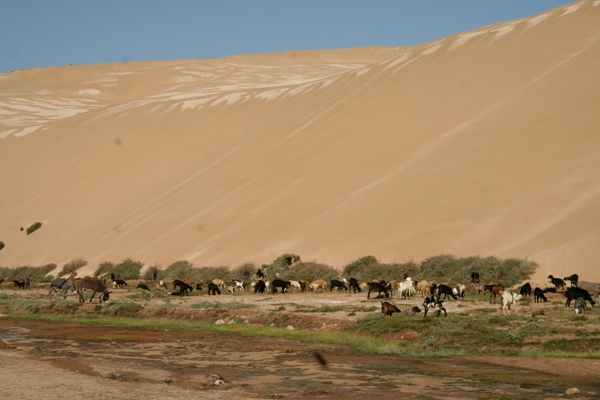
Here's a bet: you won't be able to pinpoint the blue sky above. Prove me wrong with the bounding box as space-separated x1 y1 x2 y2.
0 0 575 73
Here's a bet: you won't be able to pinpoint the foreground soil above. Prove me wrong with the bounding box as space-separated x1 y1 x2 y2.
1 284 599 399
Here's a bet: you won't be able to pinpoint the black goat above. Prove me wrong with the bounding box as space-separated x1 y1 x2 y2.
548 275 566 292
207 282 221 295
564 274 579 288
564 287 595 308
432 283 457 300
253 280 266 293
471 272 480 283
113 279 127 288
367 282 389 299
330 279 348 291
533 287 547 302
271 279 291 294
349 277 361 293
136 284 150 291
519 283 532 297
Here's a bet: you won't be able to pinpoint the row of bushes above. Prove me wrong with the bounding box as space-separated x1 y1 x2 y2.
0 254 538 288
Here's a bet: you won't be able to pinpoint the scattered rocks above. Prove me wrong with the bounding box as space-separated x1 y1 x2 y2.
566 388 581 395
215 319 225 325
105 371 127 381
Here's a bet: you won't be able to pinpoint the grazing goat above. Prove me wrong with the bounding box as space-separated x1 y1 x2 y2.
330 279 348 291
483 284 504 304
271 279 291 294
471 272 480 283
207 283 221 295
548 275 566 292
367 282 389 299
533 287 547 303
309 280 327 292
519 283 532 297
423 295 446 317
432 283 457 300
289 280 302 291
574 297 587 314
156 280 168 290
500 291 522 315
75 277 110 303
113 279 127 289
212 279 226 290
195 283 204 291
471 283 484 295
349 277 361 293
410 306 422 314
564 274 579 288
136 284 150 291
49 279 75 299
381 301 401 317
452 283 466 298
253 280 266 293
564 287 596 308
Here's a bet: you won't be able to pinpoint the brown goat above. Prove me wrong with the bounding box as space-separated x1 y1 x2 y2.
381 301 401 317
483 284 504 304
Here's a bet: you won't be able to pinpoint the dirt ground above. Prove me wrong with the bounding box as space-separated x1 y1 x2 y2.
1 283 599 399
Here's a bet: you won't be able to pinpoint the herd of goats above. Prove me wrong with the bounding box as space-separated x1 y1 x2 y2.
3 270 599 318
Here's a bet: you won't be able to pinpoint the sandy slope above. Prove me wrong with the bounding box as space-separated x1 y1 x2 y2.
1 1 599 282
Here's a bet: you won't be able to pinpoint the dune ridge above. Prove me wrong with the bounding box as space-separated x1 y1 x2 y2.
1 0 599 283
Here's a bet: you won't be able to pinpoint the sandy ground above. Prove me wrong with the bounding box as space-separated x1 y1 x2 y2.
1 283 600 399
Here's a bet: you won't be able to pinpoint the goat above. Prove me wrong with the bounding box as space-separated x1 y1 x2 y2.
48 279 75 299
289 280 302 291
533 287 548 303
471 272 480 283
483 284 504 304
452 283 466 298
398 278 416 299
195 283 204 291
113 279 127 289
136 284 151 291
367 282 389 299
519 283 532 297
381 301 401 317
207 282 221 295
13 280 26 289
212 279 226 290
423 295 446 317
348 277 361 293
271 279 291 294
574 297 587 314
309 280 327 292
471 283 484 295
564 274 579 288
564 287 596 308
415 280 431 297
172 279 193 296
432 283 457 300
548 275 566 292
232 279 244 292
256 268 266 279
410 306 422 314
156 280 168 290
253 280 266 293
500 291 522 315
330 279 348 291
75 277 110 303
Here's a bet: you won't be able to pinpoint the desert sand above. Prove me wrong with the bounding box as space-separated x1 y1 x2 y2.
1 0 599 283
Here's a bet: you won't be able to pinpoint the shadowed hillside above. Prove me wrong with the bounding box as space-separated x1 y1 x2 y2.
1 0 599 282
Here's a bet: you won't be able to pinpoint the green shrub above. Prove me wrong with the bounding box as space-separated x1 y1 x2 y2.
95 259 143 280
58 258 87 278
94 261 114 277
142 264 163 281
26 222 43 235
0 264 56 281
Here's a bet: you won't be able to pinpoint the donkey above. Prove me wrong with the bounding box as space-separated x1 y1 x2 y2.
49 278 75 299
75 277 111 303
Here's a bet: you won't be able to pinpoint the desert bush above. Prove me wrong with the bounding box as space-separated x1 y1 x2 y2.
162 260 195 280
274 261 339 282
141 264 163 281
231 262 256 280
343 255 378 277
25 222 43 235
57 258 87 278
0 264 56 281
95 259 143 280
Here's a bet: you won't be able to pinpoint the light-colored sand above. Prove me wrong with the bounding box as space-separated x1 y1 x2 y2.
1 1 599 283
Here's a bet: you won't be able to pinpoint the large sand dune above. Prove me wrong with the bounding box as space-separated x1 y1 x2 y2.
1 0 599 282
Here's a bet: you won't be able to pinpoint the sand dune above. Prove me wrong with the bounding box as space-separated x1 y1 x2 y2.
1 0 599 283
